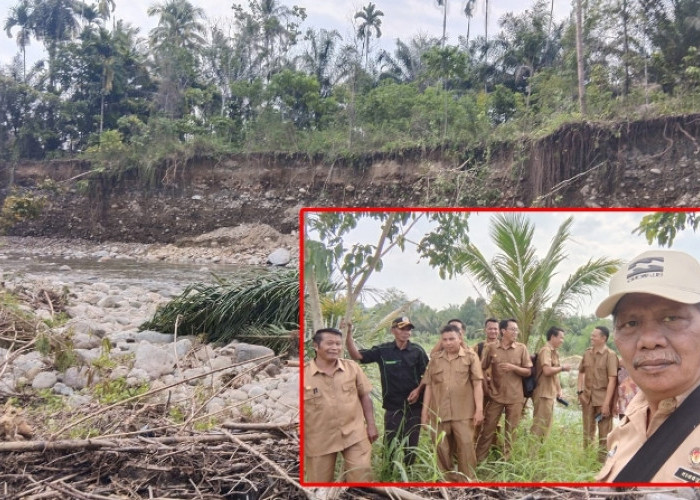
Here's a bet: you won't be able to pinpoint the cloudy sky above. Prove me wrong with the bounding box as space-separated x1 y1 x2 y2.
305 210 700 317
1 0 572 67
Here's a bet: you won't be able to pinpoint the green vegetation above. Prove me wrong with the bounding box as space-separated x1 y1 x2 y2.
93 377 149 405
2 0 699 182
0 192 45 232
455 213 620 347
36 332 79 372
141 269 299 347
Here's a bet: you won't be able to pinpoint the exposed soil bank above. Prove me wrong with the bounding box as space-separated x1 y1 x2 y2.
2 114 700 243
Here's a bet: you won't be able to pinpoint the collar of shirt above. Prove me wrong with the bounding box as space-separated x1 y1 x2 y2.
498 341 517 350
625 380 700 436
308 357 345 376
435 346 468 359
593 345 608 355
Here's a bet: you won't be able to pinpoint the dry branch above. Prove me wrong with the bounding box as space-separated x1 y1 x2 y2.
0 431 272 453
222 429 312 500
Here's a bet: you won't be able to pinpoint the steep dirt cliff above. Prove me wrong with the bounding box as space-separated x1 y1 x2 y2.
2 114 700 243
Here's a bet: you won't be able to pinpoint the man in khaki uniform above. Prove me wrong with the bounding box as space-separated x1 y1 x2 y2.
530 326 571 437
577 325 619 459
475 318 532 462
304 327 378 483
595 250 700 482
421 324 484 481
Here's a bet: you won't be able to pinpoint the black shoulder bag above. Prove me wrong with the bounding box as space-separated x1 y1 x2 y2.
613 383 700 483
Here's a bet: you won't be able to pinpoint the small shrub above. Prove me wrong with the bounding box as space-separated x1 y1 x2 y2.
92 377 148 404
0 192 45 232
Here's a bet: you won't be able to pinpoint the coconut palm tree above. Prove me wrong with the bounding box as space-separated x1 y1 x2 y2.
354 2 383 69
147 0 206 118
27 0 83 89
4 0 34 82
463 0 477 45
455 213 620 347
299 28 342 97
378 34 438 84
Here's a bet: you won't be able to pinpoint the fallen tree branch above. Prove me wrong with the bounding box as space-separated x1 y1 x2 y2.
0 431 272 453
222 421 297 432
222 429 312 500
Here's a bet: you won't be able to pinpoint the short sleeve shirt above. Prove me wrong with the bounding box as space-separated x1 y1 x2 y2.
303 358 372 457
359 341 428 410
579 346 619 406
423 346 483 421
534 344 560 399
596 384 700 482
481 341 532 404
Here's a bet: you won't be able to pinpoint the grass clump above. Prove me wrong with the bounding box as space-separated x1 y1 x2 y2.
92 377 149 405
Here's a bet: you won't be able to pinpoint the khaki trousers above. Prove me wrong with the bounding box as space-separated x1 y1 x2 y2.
530 396 554 437
435 419 477 482
475 399 524 463
581 402 613 461
304 439 373 483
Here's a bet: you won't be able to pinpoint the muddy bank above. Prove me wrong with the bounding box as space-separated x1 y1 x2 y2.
3 114 700 243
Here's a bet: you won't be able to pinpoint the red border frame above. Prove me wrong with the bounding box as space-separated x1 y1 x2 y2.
298 206 699 488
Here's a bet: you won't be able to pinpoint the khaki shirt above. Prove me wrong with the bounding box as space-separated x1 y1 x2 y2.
482 341 532 404
423 346 483 421
597 384 700 482
533 344 560 399
578 346 619 406
304 358 372 457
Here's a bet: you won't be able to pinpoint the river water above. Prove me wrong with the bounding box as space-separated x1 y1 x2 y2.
0 250 250 298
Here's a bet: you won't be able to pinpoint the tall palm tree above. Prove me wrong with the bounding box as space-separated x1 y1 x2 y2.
147 0 206 118
97 0 116 30
378 34 438 84
455 213 620 347
147 0 206 53
299 28 341 97
354 2 383 69
436 0 448 47
463 0 477 45
4 0 34 82
28 0 83 89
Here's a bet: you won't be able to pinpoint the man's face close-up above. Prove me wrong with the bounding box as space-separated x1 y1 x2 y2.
502 322 518 343
441 331 460 354
551 331 565 349
614 293 700 402
485 321 499 341
314 333 342 362
590 328 606 348
392 325 412 342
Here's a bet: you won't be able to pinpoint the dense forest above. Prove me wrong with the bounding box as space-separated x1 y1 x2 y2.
2 0 700 169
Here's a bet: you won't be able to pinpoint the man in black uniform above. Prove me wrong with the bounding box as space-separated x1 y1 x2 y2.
345 316 429 467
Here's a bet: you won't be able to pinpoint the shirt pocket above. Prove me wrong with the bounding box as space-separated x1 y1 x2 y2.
342 381 358 396
432 368 445 384
304 386 322 407
454 362 471 378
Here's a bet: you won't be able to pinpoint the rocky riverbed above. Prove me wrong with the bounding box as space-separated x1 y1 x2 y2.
0 226 300 435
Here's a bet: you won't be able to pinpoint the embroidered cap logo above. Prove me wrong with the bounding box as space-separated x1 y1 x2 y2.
627 256 664 282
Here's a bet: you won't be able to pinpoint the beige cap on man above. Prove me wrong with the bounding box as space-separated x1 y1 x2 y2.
596 249 700 318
